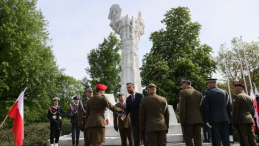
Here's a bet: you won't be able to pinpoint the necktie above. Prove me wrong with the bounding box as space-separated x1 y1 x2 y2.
132 94 135 104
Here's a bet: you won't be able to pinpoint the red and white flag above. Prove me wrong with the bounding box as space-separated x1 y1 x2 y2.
7 88 27 146
250 89 259 130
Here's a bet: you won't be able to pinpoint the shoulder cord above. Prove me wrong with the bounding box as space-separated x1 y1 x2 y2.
79 100 86 113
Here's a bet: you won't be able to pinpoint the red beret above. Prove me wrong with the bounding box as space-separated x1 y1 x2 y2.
96 84 107 90
234 83 245 88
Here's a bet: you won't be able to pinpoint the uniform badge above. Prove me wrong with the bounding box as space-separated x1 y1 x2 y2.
203 95 206 98
233 99 235 102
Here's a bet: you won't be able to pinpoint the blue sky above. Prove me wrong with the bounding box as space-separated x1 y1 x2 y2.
36 0 259 80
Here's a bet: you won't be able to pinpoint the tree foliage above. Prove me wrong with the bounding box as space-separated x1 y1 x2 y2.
0 0 83 128
216 37 259 95
140 7 216 106
86 32 121 95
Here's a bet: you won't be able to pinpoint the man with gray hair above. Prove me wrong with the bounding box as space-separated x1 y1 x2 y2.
78 87 93 146
122 82 149 146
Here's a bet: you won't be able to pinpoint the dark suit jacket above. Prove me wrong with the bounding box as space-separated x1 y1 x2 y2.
204 86 232 123
125 92 144 124
113 102 131 129
232 91 255 124
67 104 78 124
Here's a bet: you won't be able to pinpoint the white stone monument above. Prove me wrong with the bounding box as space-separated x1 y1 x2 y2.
108 4 144 96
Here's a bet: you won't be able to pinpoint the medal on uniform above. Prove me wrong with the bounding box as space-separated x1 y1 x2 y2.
52 115 57 119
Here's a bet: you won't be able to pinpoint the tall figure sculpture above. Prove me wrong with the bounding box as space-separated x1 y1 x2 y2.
108 4 144 96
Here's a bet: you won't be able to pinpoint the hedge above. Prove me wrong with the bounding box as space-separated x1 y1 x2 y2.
0 119 71 146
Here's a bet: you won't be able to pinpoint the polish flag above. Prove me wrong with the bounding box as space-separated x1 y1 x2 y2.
250 89 259 131
254 82 259 130
8 88 27 146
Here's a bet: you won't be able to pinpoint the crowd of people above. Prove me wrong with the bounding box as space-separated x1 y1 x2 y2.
47 78 258 146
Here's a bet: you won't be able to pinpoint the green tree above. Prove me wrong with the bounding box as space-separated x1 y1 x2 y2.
216 38 259 95
140 7 216 106
86 32 121 95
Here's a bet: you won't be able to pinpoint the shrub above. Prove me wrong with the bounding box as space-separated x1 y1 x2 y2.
0 119 71 146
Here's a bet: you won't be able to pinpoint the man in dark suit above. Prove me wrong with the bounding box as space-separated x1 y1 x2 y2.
232 83 256 146
122 82 149 146
179 78 203 146
204 78 231 146
67 96 80 146
113 94 134 146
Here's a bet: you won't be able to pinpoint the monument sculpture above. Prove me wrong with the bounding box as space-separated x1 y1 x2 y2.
108 4 144 96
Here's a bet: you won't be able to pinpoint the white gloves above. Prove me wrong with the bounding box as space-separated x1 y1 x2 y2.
206 122 212 128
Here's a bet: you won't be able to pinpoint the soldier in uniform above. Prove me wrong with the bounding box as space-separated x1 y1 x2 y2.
139 83 169 146
232 83 257 146
204 78 231 146
47 97 66 146
85 84 123 146
78 87 93 146
67 96 80 146
179 78 203 146
113 94 134 146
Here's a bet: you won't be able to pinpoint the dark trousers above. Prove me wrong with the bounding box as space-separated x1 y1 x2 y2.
50 121 62 144
235 123 257 146
210 122 230 146
147 131 166 146
119 128 134 146
132 118 149 146
83 120 90 146
72 123 80 144
183 124 202 146
203 123 211 141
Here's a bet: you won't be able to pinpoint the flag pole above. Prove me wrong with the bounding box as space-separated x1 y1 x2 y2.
236 42 248 93
240 36 253 93
0 115 9 128
222 43 232 100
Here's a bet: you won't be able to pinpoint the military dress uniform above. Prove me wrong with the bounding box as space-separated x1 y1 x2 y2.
85 84 123 143
47 97 66 146
78 88 92 146
113 95 134 146
140 83 170 146
232 83 257 146
67 96 80 146
179 81 203 146
204 79 231 146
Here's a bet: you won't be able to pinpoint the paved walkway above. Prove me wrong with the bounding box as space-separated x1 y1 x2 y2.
47 139 242 146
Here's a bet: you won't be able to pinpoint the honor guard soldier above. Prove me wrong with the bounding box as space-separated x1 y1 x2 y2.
140 83 169 146
47 97 66 146
113 94 134 146
67 96 80 146
232 83 257 146
78 87 93 146
204 78 231 146
179 78 203 146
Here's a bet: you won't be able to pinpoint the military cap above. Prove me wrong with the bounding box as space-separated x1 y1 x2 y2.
53 97 60 101
181 78 192 84
206 78 217 83
234 83 245 88
73 96 79 100
147 83 156 88
118 93 124 97
85 87 93 92
96 84 107 90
